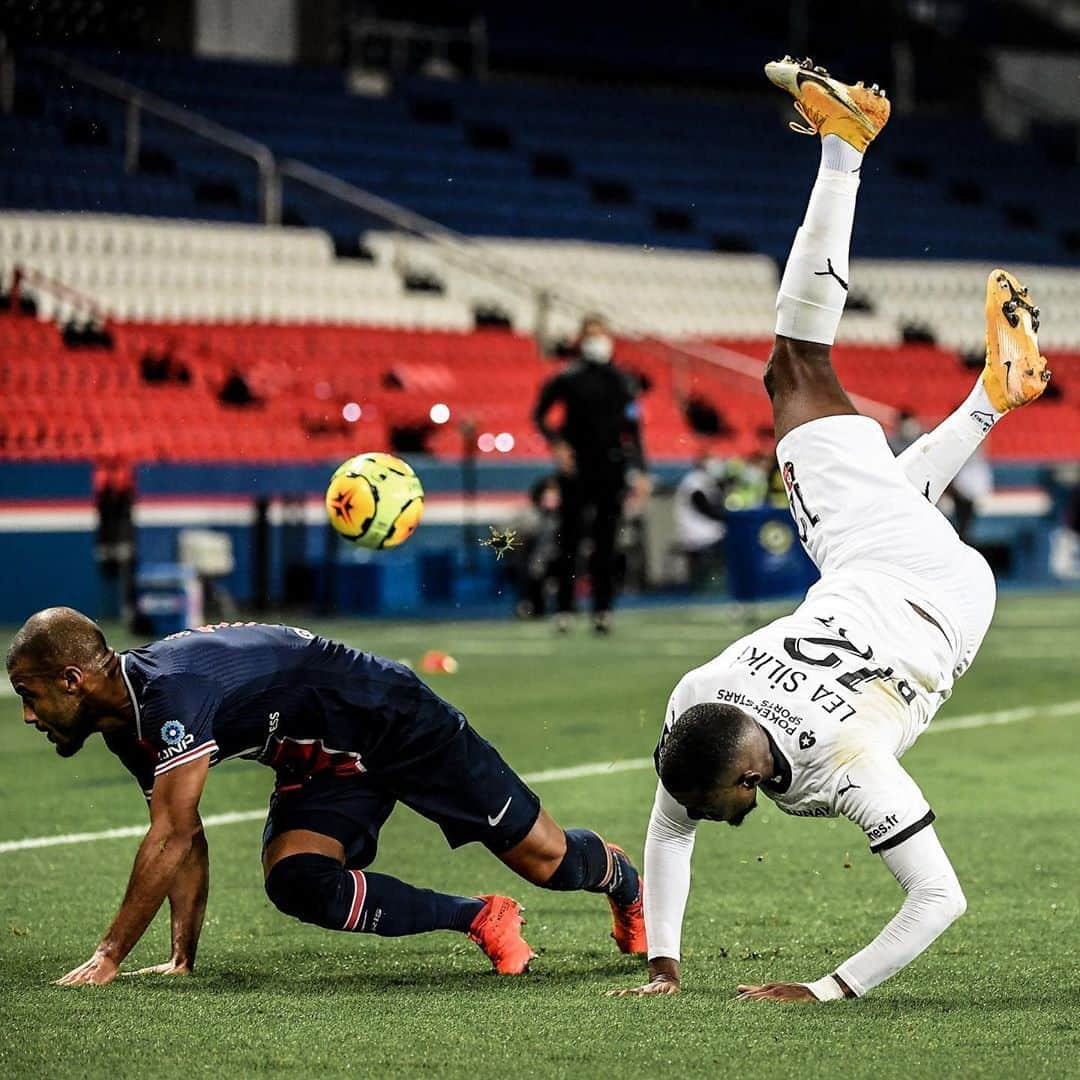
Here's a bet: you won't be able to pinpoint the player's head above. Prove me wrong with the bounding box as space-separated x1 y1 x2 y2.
6 607 114 757
578 313 613 363
657 703 772 826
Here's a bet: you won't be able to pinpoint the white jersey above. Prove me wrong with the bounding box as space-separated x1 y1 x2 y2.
644 415 993 990
657 566 960 851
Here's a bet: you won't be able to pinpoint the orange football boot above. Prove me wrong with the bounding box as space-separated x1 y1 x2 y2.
765 55 890 151
983 268 1051 412
467 895 535 975
606 846 647 955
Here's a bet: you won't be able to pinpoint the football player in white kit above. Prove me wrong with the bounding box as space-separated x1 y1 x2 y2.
612 57 1051 1002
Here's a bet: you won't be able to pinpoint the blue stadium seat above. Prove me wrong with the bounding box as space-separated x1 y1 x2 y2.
2 48 1077 262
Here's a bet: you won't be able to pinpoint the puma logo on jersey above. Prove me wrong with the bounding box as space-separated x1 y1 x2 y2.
837 773 861 797
813 258 849 291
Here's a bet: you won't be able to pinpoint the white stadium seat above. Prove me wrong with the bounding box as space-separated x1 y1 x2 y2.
2 213 1080 346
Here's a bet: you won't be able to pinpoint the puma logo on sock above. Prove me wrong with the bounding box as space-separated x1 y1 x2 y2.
813 258 849 291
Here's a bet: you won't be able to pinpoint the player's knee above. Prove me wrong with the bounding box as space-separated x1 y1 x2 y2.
540 828 607 891
265 853 344 926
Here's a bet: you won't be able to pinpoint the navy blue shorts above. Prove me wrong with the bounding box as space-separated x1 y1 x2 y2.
262 719 541 868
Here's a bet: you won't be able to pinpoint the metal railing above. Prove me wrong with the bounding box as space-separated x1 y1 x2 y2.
12 264 110 324
33 49 281 225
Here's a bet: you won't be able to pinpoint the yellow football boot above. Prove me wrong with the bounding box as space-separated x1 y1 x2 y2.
764 55 891 151
983 268 1051 412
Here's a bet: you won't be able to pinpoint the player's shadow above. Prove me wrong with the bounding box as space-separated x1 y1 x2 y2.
152 957 639 996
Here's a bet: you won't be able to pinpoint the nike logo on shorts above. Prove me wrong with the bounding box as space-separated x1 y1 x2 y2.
488 797 513 827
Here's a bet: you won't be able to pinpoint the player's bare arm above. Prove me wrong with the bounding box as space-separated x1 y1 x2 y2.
124 820 209 978
56 755 210 987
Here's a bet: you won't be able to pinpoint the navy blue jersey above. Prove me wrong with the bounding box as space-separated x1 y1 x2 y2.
106 622 464 797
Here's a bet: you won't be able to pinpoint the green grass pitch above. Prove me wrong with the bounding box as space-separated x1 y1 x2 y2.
1 593 1078 1079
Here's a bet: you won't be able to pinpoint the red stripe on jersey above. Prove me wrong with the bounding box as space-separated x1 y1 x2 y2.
343 870 366 931
155 740 218 776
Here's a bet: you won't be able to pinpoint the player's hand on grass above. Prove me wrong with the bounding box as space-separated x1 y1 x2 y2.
54 950 119 987
607 958 681 997
736 981 817 1002
607 973 681 997
121 958 192 978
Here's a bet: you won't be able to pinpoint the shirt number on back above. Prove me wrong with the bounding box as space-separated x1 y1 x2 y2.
782 461 820 541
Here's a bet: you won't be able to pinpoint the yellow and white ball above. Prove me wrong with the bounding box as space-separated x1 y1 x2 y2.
325 452 425 549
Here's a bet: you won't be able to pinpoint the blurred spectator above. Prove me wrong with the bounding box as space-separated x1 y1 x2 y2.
948 450 993 544
532 314 650 633
674 456 731 590
888 408 924 455
1049 467 1080 582
506 474 563 617
93 454 135 622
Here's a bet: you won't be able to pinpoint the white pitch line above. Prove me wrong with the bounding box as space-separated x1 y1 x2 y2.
921 698 1080 735
1 698 1078 856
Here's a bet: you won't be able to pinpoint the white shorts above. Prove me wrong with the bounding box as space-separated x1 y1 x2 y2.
776 414 996 679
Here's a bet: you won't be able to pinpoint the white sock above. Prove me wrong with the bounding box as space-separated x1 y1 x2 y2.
774 136 864 347
821 133 864 174
896 379 1004 504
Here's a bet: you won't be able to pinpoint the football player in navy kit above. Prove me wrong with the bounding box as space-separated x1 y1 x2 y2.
7 612 645 985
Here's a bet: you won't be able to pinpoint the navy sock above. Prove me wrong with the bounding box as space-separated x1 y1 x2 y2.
605 846 640 907
544 829 641 906
359 872 484 936
266 854 483 936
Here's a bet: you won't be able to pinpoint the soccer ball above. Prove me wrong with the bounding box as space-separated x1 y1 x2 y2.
325 452 425 549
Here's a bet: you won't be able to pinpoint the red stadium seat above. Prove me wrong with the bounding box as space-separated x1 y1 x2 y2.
1 311 1077 464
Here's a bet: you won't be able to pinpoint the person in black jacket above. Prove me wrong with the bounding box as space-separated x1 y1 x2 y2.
532 315 650 634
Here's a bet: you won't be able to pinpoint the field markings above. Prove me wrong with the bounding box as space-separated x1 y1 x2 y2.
1 697 1077 857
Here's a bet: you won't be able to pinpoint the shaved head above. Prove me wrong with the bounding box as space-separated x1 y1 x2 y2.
6 607 109 674
6 608 120 758
659 702 773 826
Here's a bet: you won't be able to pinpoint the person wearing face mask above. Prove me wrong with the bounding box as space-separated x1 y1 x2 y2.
532 315 650 634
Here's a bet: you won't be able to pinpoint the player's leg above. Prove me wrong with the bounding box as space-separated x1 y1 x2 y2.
762 57 890 441
586 485 621 630
554 473 583 624
894 269 1050 503
394 719 646 955
261 778 525 970
497 808 646 954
